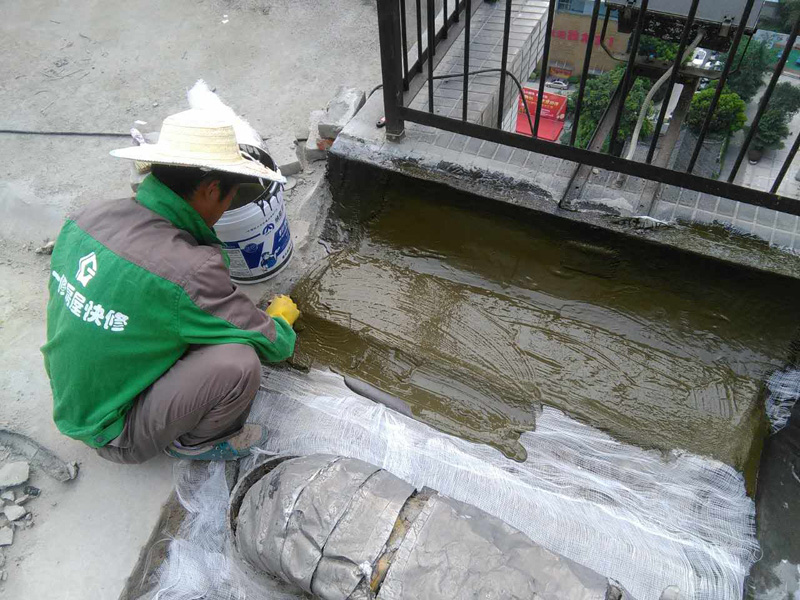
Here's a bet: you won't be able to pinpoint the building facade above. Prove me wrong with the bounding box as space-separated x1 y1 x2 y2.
547 0 631 77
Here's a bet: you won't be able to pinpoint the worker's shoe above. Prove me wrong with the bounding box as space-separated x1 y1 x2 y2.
164 423 268 461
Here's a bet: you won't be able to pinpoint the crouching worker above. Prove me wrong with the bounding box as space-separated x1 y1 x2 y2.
41 109 300 464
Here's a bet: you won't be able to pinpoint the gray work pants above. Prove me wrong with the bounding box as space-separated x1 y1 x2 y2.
96 344 262 464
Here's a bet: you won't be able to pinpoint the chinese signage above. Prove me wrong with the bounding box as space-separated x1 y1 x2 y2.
516 88 567 141
552 30 615 47
517 88 567 121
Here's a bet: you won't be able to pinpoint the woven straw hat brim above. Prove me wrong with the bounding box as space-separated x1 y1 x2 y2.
110 145 285 183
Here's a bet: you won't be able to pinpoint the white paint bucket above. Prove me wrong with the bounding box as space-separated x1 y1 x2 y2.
215 148 293 284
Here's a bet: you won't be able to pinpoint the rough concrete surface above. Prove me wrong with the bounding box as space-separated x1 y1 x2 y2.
0 0 380 598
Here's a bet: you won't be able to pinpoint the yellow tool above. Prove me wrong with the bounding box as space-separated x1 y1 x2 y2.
266 295 300 327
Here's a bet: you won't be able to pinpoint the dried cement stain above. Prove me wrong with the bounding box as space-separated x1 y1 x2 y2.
293 192 796 474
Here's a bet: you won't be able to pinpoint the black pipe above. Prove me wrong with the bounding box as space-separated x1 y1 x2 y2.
377 0 406 137
463 0 472 121
427 0 436 112
400 0 410 89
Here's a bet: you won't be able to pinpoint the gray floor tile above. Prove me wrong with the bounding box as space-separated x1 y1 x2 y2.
755 208 777 227
736 203 757 222
775 211 798 232
716 198 737 217
697 194 718 212
464 137 483 155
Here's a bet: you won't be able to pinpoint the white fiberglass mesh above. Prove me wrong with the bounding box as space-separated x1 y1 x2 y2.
243 367 758 600
147 461 307 600
765 368 800 434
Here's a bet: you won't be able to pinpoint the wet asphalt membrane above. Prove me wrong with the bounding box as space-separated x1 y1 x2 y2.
287 181 800 597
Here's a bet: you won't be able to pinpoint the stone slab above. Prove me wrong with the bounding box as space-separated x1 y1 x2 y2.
318 86 366 140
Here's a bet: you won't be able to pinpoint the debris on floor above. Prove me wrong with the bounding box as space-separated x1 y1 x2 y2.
0 430 76 573
267 134 302 176
35 240 55 255
318 86 366 139
0 528 12 547
300 109 330 164
0 462 29 489
2 505 25 522
0 429 78 482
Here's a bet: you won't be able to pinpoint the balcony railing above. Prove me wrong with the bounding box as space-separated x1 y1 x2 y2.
376 0 800 218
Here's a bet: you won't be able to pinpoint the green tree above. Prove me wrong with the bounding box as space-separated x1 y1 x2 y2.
562 67 653 149
769 81 800 115
723 40 772 103
761 1 800 33
639 36 679 62
686 85 747 135
752 108 791 150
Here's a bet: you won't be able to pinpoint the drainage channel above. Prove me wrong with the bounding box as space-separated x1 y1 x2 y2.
135 176 800 600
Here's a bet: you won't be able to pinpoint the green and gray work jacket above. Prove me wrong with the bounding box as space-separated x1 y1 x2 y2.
42 175 296 448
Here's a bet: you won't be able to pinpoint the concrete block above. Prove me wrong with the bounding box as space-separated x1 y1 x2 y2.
0 527 11 547
3 505 25 522
318 86 366 139
301 110 333 163
266 135 302 176
0 462 29 488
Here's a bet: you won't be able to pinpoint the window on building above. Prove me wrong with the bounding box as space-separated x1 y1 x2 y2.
557 0 586 12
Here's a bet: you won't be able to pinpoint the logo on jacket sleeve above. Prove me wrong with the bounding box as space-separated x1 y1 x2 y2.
76 253 98 287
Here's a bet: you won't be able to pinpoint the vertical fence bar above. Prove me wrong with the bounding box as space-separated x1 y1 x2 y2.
400 0 410 88
687 0 755 173
497 0 514 129
453 0 460 22
728 16 800 183
771 131 800 194
377 0 405 138
599 4 610 44
609 0 648 155
534 0 557 138
569 0 602 147
463 0 471 121
645 0 699 163
427 0 435 112
443 0 449 38
416 0 423 72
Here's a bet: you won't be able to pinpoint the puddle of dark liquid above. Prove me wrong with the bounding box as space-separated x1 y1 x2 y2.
293 187 799 485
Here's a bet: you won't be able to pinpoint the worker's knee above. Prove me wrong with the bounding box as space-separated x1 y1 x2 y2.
213 344 262 395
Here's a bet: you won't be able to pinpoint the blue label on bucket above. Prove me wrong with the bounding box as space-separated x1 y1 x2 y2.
214 187 293 282
241 242 265 269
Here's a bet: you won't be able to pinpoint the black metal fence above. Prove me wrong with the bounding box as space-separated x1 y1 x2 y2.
377 0 800 217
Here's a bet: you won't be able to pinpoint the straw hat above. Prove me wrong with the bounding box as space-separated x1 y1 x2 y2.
110 109 285 183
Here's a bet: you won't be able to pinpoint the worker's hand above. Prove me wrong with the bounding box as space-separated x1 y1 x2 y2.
266 295 300 327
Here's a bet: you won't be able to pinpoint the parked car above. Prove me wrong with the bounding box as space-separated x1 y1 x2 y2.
546 78 569 90
691 48 707 68
699 78 710 91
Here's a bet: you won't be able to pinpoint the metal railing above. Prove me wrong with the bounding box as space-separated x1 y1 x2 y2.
377 0 800 217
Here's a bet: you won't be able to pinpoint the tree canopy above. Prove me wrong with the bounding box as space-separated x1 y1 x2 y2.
723 40 772 103
639 36 680 63
752 108 791 150
686 85 747 135
769 81 800 115
563 67 653 149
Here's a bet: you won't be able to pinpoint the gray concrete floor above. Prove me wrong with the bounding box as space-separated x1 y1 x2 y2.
0 1 379 598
